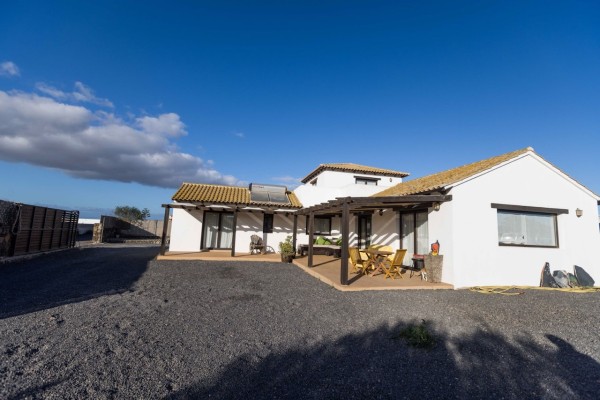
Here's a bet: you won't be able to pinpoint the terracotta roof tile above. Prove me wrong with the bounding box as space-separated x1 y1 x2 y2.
172 183 303 208
373 147 533 197
301 163 409 183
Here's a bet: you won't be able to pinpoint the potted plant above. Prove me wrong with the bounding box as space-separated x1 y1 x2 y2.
278 235 295 263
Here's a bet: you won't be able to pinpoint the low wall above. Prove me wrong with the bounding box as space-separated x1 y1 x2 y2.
93 216 171 243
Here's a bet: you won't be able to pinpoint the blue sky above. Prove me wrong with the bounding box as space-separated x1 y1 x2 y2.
1 1 599 218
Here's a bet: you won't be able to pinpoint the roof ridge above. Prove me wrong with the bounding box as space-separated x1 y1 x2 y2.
417 147 531 182
180 182 247 189
373 147 533 197
301 162 410 183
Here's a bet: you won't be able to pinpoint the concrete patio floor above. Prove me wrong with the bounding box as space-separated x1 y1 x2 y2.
156 250 453 291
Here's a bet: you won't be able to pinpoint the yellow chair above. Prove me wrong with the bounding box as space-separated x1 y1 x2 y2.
381 249 408 279
349 247 370 275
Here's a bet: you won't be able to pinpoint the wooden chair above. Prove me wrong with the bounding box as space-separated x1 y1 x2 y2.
349 247 370 275
249 235 265 254
365 245 393 276
381 249 408 279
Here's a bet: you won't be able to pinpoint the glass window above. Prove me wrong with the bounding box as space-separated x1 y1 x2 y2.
263 214 274 233
306 216 332 235
400 211 428 256
355 178 377 185
416 212 429 254
497 210 557 247
358 215 372 249
202 211 234 249
401 213 415 256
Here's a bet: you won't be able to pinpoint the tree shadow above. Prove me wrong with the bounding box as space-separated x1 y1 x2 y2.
0 246 157 319
166 321 600 399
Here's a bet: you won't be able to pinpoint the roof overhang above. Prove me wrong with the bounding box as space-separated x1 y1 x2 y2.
301 164 410 184
296 194 452 215
162 202 300 213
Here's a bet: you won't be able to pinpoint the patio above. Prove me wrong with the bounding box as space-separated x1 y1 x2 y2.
156 250 453 291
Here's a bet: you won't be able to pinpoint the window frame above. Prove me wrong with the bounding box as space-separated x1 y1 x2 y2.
492 203 566 249
354 175 380 186
399 210 429 255
263 213 274 234
306 215 332 236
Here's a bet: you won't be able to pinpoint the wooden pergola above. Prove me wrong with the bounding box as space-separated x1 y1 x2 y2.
159 194 452 285
295 194 452 285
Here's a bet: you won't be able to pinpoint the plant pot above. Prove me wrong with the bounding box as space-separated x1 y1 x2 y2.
281 254 294 263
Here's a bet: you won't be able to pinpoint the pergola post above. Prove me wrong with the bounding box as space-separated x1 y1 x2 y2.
231 208 238 257
308 212 315 267
292 214 298 255
160 205 170 256
341 199 350 285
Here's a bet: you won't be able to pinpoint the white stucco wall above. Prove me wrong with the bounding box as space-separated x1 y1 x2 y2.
370 210 400 249
228 212 299 253
169 207 300 254
445 154 600 288
294 170 404 207
169 208 203 251
427 202 455 284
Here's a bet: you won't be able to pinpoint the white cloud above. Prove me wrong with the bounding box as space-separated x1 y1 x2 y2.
234 131 245 138
0 61 20 77
272 176 301 188
36 81 114 107
0 90 239 188
137 113 187 137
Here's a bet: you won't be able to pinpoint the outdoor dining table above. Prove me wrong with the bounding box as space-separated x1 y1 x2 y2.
364 249 393 277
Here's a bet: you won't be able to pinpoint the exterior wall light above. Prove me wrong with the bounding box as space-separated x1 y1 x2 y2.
433 202 441 212
378 209 384 216
576 208 583 218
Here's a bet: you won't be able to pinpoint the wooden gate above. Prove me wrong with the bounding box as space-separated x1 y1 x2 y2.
9 204 79 257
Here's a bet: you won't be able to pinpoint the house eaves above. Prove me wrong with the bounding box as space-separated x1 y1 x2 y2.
301 163 409 184
171 182 303 209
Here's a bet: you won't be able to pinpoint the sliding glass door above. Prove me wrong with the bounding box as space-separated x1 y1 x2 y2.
202 211 234 249
400 211 429 256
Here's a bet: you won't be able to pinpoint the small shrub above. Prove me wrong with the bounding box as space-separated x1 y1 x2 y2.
278 235 294 255
393 320 436 349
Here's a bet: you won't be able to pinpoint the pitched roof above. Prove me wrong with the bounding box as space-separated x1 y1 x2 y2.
301 163 409 183
172 183 303 208
373 147 533 197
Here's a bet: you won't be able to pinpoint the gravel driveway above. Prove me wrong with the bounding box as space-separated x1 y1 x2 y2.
1 245 599 399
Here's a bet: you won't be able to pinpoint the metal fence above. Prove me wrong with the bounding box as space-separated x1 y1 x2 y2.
0 200 79 257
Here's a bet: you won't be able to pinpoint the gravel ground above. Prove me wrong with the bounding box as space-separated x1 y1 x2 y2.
1 245 600 399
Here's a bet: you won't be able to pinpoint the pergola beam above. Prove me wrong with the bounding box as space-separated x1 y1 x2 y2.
340 199 350 285
231 208 238 257
308 212 314 268
295 195 452 215
159 205 171 256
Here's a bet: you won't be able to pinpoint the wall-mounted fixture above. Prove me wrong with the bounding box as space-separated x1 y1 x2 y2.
433 202 441 212
576 208 583 218
378 209 384 216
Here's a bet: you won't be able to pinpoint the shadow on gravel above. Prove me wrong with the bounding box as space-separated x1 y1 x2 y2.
0 246 158 319
167 321 600 399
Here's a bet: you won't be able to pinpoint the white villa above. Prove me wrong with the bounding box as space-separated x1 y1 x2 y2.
162 147 600 288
